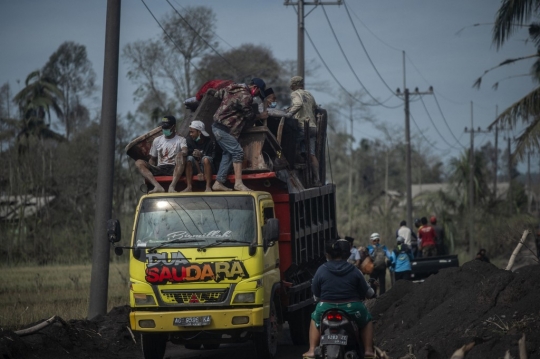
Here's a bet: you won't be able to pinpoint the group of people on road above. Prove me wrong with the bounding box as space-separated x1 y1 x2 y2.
343 216 446 295
135 76 322 193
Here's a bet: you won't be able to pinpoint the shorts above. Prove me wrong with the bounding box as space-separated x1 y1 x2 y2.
148 164 175 176
422 245 437 257
311 301 372 329
187 155 215 174
297 127 317 156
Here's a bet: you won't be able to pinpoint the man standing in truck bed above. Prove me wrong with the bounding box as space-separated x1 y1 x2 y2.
211 78 269 191
287 76 322 186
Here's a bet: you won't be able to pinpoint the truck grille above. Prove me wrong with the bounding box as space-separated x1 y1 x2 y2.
161 289 229 304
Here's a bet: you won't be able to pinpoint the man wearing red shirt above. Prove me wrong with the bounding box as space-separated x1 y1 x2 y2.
419 217 437 257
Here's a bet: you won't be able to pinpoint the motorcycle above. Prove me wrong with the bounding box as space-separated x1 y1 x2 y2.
313 308 364 359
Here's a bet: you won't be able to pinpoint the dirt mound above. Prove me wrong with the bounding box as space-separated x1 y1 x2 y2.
2 262 539 359
371 260 540 359
0 306 140 359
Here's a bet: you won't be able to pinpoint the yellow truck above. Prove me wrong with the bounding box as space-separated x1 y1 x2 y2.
110 99 337 359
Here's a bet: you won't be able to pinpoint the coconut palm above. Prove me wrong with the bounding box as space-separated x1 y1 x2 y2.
13 70 64 142
481 0 540 159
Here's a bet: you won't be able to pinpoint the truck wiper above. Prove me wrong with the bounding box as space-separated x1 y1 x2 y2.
199 239 251 250
147 239 204 252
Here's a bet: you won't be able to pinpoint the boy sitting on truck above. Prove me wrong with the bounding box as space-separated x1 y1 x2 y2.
180 120 215 193
135 115 188 194
303 239 376 359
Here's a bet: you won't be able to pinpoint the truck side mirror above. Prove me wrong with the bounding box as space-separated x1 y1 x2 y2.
263 219 279 250
107 219 121 243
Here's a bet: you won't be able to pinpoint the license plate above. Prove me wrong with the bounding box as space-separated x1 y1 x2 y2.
320 334 348 345
173 316 211 327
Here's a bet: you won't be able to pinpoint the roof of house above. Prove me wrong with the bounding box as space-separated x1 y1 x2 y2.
0 195 55 221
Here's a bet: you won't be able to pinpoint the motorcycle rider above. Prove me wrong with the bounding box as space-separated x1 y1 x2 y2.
303 239 376 359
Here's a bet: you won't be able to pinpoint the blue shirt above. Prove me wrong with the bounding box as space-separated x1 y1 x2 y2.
390 244 413 272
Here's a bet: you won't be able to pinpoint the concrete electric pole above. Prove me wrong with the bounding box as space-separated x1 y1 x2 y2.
464 102 490 255
88 0 121 320
396 86 433 228
284 0 342 80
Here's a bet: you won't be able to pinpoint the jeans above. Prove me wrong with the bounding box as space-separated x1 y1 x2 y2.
212 125 243 184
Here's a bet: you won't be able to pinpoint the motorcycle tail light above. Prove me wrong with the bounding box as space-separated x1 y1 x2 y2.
326 312 343 321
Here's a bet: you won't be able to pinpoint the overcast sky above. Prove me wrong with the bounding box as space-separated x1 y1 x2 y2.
1 0 538 173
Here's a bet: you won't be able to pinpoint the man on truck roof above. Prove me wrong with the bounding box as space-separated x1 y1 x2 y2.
211 78 269 192
135 115 187 194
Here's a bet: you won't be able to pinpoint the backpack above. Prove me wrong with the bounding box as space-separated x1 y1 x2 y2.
371 245 387 270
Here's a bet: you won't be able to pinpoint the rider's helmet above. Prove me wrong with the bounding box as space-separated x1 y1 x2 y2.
430 216 437 225
396 236 405 244
414 218 421 228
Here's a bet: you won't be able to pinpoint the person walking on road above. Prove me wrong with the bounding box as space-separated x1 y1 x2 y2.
367 233 392 295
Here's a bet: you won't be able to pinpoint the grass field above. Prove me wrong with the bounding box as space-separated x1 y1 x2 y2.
0 263 129 330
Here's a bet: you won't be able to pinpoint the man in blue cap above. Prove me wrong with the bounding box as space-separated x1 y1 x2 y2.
211 78 269 191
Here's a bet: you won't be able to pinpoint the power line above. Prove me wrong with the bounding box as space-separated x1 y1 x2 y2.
172 0 234 49
419 96 464 150
409 111 446 152
140 0 202 75
432 93 468 149
320 4 401 109
341 1 400 99
165 0 241 76
343 0 402 53
304 28 373 106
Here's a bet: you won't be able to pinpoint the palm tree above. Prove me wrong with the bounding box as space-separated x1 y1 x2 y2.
482 0 540 159
13 70 64 142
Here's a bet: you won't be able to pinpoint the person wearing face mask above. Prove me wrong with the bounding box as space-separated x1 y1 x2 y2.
258 87 277 113
135 115 188 194
181 120 215 193
212 78 269 191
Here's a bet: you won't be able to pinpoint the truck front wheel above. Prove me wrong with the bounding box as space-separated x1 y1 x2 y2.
254 301 279 359
141 333 167 359
289 305 313 345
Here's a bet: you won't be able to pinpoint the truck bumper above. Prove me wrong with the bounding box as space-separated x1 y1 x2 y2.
130 307 264 332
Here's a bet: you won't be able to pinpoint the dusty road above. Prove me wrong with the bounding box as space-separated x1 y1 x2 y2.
159 324 306 359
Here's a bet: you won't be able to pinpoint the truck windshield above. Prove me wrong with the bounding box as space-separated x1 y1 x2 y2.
134 196 256 248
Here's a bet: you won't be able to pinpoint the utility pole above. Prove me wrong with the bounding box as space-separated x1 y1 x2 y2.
507 136 513 214
284 0 342 80
88 0 121 320
464 102 490 254
493 106 499 199
348 107 353 235
396 86 433 227
527 151 531 213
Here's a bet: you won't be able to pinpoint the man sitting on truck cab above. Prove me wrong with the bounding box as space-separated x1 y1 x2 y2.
135 115 187 194
180 120 215 193
211 78 269 191
304 239 376 359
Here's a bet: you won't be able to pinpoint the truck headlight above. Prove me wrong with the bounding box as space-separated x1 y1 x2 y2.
133 293 156 305
233 293 255 303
